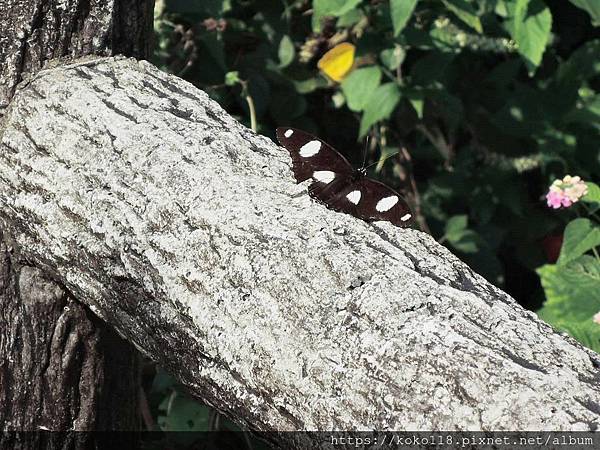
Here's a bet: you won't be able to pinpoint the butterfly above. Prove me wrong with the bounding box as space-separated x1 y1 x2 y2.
276 127 413 227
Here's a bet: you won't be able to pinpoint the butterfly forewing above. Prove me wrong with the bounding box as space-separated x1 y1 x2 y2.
276 128 353 183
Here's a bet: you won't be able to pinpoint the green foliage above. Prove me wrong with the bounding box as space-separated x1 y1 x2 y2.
341 66 382 112
390 0 419 36
442 0 483 33
506 0 552 74
443 215 482 254
537 197 600 353
569 0 600 25
359 82 401 137
538 255 600 353
153 0 600 358
557 219 600 265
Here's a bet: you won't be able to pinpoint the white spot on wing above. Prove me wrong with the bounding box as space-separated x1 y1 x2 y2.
284 129 293 138
299 140 321 157
376 195 399 212
313 170 335 184
346 190 361 205
401 213 412 222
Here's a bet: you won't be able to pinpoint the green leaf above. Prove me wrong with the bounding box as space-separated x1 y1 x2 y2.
293 77 328 94
358 83 401 137
312 0 363 32
582 182 600 205
443 215 482 253
450 230 481 253
442 0 483 33
340 66 382 112
558 218 600 265
507 0 552 74
569 0 600 26
380 46 406 71
278 35 295 68
407 90 424 119
537 255 600 323
445 214 468 237
555 40 600 88
224 71 240 86
390 0 419 36
337 8 364 27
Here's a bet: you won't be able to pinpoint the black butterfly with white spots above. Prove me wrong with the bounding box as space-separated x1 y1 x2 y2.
276 127 413 227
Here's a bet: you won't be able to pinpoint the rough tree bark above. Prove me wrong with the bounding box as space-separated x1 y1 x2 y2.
0 56 598 448
0 0 152 442
0 0 153 115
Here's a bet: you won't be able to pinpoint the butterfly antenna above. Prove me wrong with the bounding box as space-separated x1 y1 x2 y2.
363 150 401 171
361 135 370 170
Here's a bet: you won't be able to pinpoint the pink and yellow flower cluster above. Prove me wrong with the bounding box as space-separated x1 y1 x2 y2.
545 175 588 209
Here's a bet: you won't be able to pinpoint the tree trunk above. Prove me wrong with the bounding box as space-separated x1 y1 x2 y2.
0 231 141 446
0 56 598 449
0 0 153 443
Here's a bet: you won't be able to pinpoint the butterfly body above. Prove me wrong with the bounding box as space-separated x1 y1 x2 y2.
276 127 413 227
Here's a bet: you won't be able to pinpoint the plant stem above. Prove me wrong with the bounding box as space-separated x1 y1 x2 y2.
245 93 257 132
240 80 257 132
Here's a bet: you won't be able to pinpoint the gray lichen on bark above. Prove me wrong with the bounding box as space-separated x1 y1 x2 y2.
0 57 598 439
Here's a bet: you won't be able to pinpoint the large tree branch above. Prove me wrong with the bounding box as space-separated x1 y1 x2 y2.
0 57 598 443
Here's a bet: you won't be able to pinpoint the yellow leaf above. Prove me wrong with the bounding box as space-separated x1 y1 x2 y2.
317 42 356 82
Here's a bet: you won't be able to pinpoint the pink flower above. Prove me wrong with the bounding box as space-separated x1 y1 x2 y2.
594 312 600 326
545 175 588 209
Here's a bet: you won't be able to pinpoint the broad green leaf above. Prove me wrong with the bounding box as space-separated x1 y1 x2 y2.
312 0 362 31
445 215 468 237
442 0 483 33
340 66 382 112
450 230 481 253
582 182 600 205
278 35 295 68
443 215 482 253
337 8 364 27
380 46 406 71
558 218 600 265
537 255 600 323
569 0 600 26
358 83 401 137
507 0 552 74
390 0 418 36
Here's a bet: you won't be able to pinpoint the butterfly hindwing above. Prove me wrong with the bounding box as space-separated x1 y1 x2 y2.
355 178 413 226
